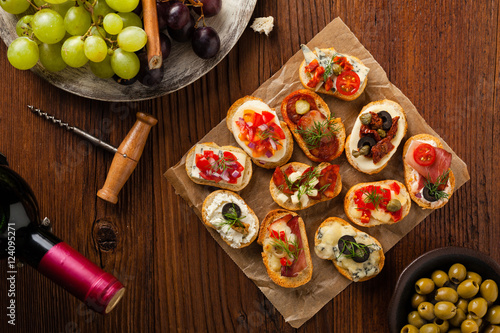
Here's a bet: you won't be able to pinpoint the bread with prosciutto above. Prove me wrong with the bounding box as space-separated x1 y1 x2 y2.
280 89 345 162
257 209 313 288
403 134 455 209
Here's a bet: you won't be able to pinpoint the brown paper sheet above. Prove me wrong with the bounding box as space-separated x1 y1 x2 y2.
164 18 470 328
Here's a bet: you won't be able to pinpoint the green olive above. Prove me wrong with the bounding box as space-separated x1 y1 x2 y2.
467 271 483 286
400 324 419 333
484 325 500 333
456 298 469 313
449 308 466 327
486 305 500 324
332 63 343 76
412 293 427 308
480 279 499 304
433 318 449 332
359 113 372 125
435 287 458 303
468 297 488 319
457 279 480 299
416 278 435 295
417 301 435 321
434 301 457 320
295 99 311 115
408 310 426 328
432 270 450 288
377 128 386 138
448 263 467 284
386 199 402 212
359 145 370 156
461 319 479 333
419 323 440 333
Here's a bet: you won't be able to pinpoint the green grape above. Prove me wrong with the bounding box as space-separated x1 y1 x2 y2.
16 15 33 37
90 26 107 39
117 12 142 29
103 13 123 35
0 0 30 14
117 26 147 52
39 42 67 71
89 54 114 78
64 6 91 36
7 37 39 70
104 0 139 13
45 0 68 3
51 1 74 17
61 35 88 67
111 48 139 79
84 35 107 62
33 0 47 6
32 9 65 44
92 0 113 21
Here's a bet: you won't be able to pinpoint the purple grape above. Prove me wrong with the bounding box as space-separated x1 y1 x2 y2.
166 2 190 30
167 14 195 42
160 32 172 59
191 26 220 59
157 1 174 30
193 0 222 17
137 52 164 87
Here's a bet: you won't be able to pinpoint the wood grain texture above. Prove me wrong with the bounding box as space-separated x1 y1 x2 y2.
0 0 499 332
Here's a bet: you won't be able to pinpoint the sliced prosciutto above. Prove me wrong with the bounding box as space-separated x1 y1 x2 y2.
297 110 339 160
281 216 307 277
405 140 452 186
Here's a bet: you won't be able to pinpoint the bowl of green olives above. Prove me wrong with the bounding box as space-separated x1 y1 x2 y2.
388 247 500 333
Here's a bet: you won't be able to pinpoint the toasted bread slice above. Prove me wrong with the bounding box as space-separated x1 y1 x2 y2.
345 100 408 175
280 89 345 162
185 142 252 191
298 47 369 101
403 134 455 209
257 209 313 288
344 180 411 227
269 162 342 211
314 217 384 282
226 96 293 169
201 190 259 249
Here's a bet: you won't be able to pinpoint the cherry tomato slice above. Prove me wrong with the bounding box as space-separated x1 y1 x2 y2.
413 143 436 166
336 71 360 96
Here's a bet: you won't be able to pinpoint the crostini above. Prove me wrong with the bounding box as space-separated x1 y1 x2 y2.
345 100 408 174
270 162 342 211
185 142 252 191
280 89 345 162
257 209 313 288
344 180 411 227
403 134 455 209
299 45 370 101
314 217 384 282
227 96 293 169
201 190 259 248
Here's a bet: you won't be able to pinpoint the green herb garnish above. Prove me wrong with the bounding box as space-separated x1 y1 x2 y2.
271 237 302 261
219 203 246 229
362 186 386 209
210 154 236 173
294 115 339 150
336 239 371 260
424 170 450 201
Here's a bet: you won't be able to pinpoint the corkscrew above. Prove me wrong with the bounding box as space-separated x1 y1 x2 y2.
28 105 158 204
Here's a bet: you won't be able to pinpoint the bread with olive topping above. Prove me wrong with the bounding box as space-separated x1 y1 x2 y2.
314 217 385 282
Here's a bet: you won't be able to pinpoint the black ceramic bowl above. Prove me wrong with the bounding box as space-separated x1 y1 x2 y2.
388 247 500 333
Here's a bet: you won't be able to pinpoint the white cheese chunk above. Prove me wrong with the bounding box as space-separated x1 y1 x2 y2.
288 171 302 183
276 193 289 204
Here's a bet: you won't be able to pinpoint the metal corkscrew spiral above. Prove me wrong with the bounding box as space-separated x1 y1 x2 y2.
27 105 75 131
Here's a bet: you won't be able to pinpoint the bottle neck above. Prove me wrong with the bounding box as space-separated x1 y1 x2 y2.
17 224 62 267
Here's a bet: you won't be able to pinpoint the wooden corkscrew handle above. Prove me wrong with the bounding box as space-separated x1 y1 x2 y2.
97 112 158 204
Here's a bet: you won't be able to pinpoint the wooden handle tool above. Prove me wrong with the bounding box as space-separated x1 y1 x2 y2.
28 106 157 204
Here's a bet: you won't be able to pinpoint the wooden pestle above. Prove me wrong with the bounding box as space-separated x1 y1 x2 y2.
97 113 158 204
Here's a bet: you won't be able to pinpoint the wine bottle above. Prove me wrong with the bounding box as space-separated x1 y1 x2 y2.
0 156 125 314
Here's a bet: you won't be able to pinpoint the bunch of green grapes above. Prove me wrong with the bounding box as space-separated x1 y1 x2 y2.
1 0 148 81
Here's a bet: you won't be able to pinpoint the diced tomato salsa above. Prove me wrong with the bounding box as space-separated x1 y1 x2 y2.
353 184 403 223
195 150 244 184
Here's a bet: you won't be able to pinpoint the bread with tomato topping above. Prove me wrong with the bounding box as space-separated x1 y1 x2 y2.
345 100 408 175
314 217 385 282
269 161 342 211
280 89 345 162
403 134 455 209
257 209 313 288
185 142 253 191
298 45 369 101
344 180 411 227
226 96 293 169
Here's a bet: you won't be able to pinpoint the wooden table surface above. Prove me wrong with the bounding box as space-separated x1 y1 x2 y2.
1 0 499 332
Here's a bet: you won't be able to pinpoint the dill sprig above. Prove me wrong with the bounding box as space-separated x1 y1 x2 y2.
425 170 450 201
336 239 371 260
294 115 339 150
210 154 236 173
219 204 246 229
271 237 301 262
257 128 283 147
362 186 386 209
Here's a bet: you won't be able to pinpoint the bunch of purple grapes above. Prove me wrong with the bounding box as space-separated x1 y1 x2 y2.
136 0 221 87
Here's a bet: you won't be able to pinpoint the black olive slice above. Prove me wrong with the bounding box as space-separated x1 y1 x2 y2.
338 235 356 255
377 111 393 131
357 136 377 149
338 235 370 263
352 244 370 263
422 186 439 202
222 203 241 220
